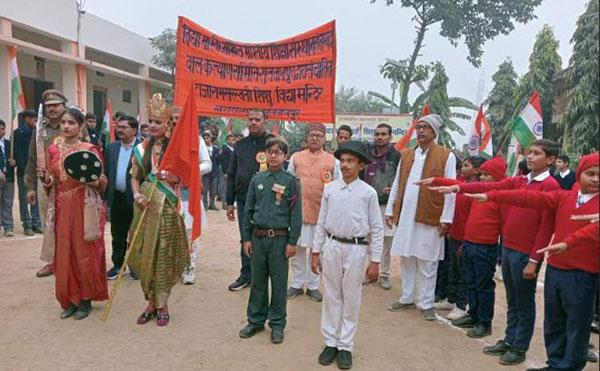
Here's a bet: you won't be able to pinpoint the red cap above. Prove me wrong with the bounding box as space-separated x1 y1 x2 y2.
480 156 507 181
577 153 599 181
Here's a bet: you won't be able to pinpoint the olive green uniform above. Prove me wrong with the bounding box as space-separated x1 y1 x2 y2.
242 168 302 330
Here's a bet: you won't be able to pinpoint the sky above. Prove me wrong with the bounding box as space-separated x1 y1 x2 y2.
83 0 588 145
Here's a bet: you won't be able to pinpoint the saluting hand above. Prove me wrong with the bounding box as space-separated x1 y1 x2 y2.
570 213 599 224
414 177 435 186
464 193 488 203
537 242 568 257
429 185 458 194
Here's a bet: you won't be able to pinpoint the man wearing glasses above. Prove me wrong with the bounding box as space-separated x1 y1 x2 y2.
287 123 341 302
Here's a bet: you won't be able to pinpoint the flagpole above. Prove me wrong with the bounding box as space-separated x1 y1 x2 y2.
102 181 158 322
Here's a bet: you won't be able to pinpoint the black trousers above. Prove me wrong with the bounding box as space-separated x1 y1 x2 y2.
110 191 134 268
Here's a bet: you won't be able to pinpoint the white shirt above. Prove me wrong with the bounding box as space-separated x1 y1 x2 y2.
559 169 571 178
385 146 456 261
313 178 384 262
576 191 598 208
527 169 551 184
199 137 212 175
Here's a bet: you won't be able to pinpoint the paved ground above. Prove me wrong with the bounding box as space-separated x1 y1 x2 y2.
0 206 597 371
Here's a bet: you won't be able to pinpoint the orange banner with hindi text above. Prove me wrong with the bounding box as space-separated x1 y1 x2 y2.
174 17 336 122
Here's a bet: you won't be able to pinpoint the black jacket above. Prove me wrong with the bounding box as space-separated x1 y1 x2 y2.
13 127 32 177
219 145 233 174
0 139 15 182
553 170 577 190
104 138 142 208
227 132 269 204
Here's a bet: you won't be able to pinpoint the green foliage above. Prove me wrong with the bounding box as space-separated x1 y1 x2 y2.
485 59 519 154
150 28 177 76
561 0 599 154
513 25 562 136
335 85 389 113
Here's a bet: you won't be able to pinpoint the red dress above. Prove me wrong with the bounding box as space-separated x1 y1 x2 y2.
47 142 108 309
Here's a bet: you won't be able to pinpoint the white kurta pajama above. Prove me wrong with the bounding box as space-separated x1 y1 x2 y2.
314 179 384 352
385 146 456 310
287 156 342 291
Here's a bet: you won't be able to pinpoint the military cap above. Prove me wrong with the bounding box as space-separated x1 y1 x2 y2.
42 89 68 105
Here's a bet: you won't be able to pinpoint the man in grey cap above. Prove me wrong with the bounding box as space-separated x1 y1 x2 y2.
25 89 86 278
384 114 456 321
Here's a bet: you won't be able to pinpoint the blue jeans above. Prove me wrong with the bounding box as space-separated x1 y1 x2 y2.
462 242 497 325
447 238 467 310
17 174 40 229
544 266 597 371
236 199 252 281
502 246 538 351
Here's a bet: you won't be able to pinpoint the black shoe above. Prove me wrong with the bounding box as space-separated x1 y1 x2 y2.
451 316 476 328
239 324 264 338
229 278 250 291
499 347 526 365
526 367 548 371
271 329 284 344
484 340 511 356
467 323 492 338
129 269 139 280
74 299 92 320
318 346 338 366
60 303 79 319
337 350 352 370
32 226 43 234
107 266 121 280
588 348 599 363
24 228 34 236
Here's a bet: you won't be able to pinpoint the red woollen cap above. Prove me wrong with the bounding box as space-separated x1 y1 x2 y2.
577 153 599 182
479 156 507 181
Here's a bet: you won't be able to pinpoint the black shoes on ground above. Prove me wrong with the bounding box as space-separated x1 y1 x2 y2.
467 323 492 338
229 277 251 291
60 300 91 320
239 324 264 338
60 303 79 319
451 316 476 328
271 329 284 344
484 340 511 355
318 347 352 369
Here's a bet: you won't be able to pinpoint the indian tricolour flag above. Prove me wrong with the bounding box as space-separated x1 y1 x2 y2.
395 105 430 151
100 100 116 144
511 90 543 148
9 46 26 133
505 135 522 177
468 104 493 158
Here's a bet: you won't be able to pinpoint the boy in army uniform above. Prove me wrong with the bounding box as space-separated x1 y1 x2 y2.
239 135 302 344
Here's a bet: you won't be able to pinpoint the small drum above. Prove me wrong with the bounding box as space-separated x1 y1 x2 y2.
64 150 103 183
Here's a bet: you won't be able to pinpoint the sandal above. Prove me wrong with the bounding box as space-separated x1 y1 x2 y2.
157 311 170 327
137 309 157 325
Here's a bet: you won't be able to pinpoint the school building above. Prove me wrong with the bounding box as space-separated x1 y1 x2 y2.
0 0 172 125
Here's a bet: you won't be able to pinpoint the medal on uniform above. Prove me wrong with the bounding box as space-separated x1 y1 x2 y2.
272 183 286 205
256 151 268 172
258 183 264 191
321 169 333 183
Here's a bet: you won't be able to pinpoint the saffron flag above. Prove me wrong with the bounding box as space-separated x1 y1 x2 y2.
159 86 202 240
468 104 493 158
511 90 543 148
396 105 430 151
100 101 116 144
9 46 25 136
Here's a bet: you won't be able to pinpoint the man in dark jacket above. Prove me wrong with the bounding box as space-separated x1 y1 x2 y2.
13 110 41 236
104 114 141 279
553 155 576 190
363 123 400 290
226 109 270 291
0 119 16 237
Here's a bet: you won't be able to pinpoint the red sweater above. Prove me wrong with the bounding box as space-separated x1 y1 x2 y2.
489 190 599 274
564 222 599 250
458 174 560 261
433 177 473 241
433 177 502 244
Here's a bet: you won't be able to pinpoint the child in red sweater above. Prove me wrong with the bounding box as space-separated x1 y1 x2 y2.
467 152 599 371
429 139 561 366
434 156 485 321
422 157 507 338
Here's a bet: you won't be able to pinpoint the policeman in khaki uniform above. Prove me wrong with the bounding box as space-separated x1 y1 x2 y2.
239 136 302 344
25 89 88 278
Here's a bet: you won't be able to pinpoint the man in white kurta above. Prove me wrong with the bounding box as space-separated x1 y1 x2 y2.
385 114 456 320
287 123 341 302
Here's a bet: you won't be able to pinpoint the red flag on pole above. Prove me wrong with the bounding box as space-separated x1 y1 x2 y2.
271 123 280 135
158 83 202 240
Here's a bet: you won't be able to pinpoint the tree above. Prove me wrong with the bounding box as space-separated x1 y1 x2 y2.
151 28 177 77
513 25 562 140
371 0 543 113
335 86 389 113
417 62 467 149
560 0 599 154
485 59 519 154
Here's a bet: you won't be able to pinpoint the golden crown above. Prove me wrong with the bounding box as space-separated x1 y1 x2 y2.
147 93 171 122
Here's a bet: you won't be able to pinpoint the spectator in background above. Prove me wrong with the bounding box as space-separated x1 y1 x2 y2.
140 123 150 139
0 119 16 237
219 134 235 210
13 110 41 236
553 155 576 190
336 125 353 147
202 131 220 210
84 113 102 148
